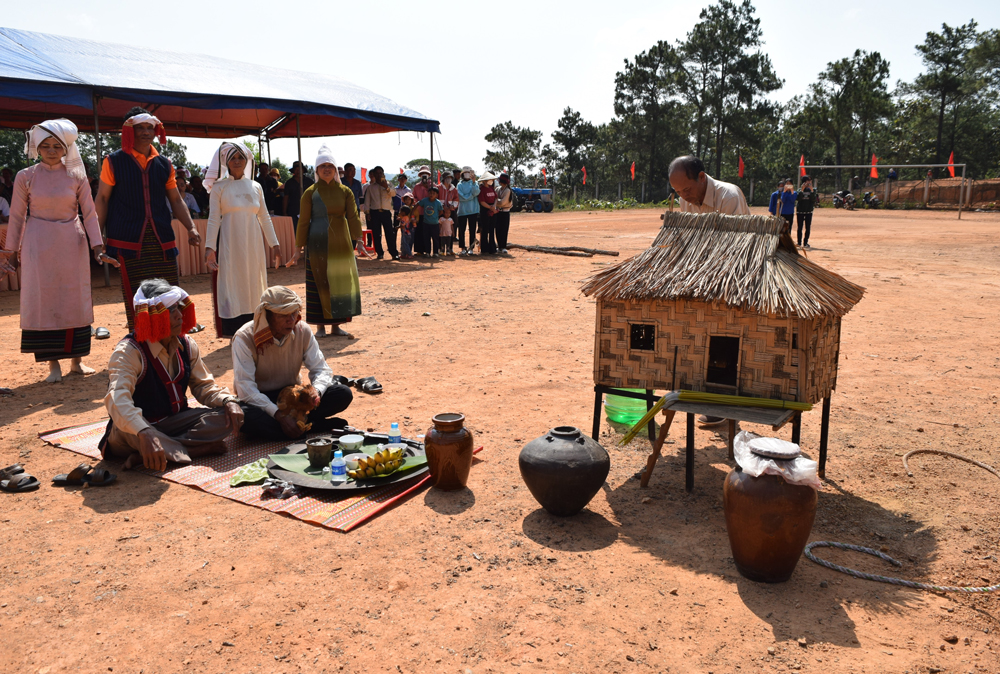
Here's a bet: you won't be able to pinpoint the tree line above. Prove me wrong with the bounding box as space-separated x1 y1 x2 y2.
481 0 1000 198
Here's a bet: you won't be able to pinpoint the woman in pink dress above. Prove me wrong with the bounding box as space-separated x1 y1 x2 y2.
0 119 115 383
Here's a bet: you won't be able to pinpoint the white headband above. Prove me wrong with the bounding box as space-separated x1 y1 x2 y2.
133 285 189 312
125 113 163 127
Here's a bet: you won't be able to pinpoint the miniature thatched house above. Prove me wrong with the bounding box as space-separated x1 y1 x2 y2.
581 212 865 405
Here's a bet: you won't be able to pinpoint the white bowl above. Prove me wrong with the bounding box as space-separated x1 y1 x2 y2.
339 434 365 451
344 454 362 471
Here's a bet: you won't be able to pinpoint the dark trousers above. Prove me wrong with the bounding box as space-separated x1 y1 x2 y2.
796 212 812 245
241 384 354 441
420 222 440 257
479 208 497 254
781 212 794 235
494 211 511 251
368 210 397 259
456 213 478 250
414 221 427 254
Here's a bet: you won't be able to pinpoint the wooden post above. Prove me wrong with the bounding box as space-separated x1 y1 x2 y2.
791 412 801 445
645 389 656 448
591 388 602 441
748 178 754 204
923 173 930 207
884 172 890 206
617 182 622 200
573 185 577 202
595 177 598 199
429 132 434 181
296 115 302 174
819 396 831 477
685 412 695 492
640 409 676 488
93 95 110 287
641 180 645 202
958 164 965 220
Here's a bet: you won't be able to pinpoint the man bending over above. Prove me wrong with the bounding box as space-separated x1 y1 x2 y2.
234 286 353 440
100 279 243 470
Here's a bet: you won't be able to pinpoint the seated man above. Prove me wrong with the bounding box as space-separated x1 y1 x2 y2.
100 279 244 470
233 286 353 440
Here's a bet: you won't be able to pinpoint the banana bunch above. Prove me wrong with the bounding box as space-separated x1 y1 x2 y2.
347 448 405 480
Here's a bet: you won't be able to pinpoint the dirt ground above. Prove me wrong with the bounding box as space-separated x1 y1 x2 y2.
1 206 998 674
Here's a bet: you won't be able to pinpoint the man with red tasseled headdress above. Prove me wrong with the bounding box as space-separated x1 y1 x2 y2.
99 278 243 471
95 107 202 331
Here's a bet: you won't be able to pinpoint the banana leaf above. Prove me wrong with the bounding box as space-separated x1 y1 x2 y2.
268 453 428 481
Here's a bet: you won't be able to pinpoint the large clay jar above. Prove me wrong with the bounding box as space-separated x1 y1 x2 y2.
424 413 474 491
723 468 818 583
518 426 610 517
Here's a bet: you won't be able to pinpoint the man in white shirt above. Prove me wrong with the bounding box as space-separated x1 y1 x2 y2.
233 286 353 440
667 154 749 429
362 166 399 261
668 155 750 216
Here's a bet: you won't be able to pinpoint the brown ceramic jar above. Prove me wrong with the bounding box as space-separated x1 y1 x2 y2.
723 469 817 583
424 413 474 491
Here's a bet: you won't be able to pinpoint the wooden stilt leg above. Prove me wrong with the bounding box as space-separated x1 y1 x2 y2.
791 412 801 445
727 419 736 460
819 397 831 478
686 412 695 492
640 410 675 488
591 388 602 441
645 389 656 448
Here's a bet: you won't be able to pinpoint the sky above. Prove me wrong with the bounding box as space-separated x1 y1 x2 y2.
5 0 1000 174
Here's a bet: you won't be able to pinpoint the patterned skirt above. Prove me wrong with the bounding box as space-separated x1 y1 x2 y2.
21 327 91 362
119 224 180 331
304 251 352 326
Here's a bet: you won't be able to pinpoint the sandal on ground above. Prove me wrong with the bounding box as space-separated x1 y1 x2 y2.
353 376 383 394
94 327 111 340
52 462 92 486
0 463 25 481
1 474 40 493
332 375 356 387
84 467 117 487
188 324 205 334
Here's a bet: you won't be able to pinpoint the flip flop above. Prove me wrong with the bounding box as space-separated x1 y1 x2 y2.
94 327 111 340
1 474 40 493
0 387 12 396
188 324 205 334
353 376 383 395
0 464 24 481
52 462 92 486
332 375 356 387
84 467 117 487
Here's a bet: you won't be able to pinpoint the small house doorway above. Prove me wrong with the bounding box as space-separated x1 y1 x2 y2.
706 336 740 388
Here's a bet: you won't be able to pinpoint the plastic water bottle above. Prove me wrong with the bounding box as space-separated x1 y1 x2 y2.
388 422 401 444
330 450 347 484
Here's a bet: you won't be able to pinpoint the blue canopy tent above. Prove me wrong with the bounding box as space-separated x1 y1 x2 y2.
0 27 439 141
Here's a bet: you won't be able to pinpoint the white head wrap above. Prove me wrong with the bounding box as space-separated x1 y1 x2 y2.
203 142 256 193
126 113 163 128
251 286 303 360
24 119 86 180
314 145 342 184
132 284 195 342
133 284 189 312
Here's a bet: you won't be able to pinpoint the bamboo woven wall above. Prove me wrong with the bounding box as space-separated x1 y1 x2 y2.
594 299 824 402
799 314 841 403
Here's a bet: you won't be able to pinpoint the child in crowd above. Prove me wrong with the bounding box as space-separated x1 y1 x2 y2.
418 186 443 258
438 207 455 256
398 205 415 259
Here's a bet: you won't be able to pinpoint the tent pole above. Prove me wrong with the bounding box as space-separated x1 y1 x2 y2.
94 94 110 287
429 132 434 181
958 164 966 220
296 115 302 174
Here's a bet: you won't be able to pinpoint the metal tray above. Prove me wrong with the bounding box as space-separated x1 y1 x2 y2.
266 434 428 491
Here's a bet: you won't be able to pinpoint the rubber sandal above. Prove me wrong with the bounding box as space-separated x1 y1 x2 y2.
94 327 111 340
84 467 117 487
1 474 40 493
354 376 383 394
332 375 355 387
0 464 24 481
188 324 205 334
0 387 14 396
52 463 93 487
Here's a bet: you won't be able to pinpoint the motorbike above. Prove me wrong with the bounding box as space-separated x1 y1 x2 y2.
832 190 856 210
863 191 880 209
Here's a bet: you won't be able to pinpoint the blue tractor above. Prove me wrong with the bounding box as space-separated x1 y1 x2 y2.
511 187 554 213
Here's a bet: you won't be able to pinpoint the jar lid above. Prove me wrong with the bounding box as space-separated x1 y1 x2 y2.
747 437 801 460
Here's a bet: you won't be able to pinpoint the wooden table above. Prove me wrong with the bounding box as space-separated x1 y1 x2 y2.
171 216 297 277
0 225 20 291
640 400 799 492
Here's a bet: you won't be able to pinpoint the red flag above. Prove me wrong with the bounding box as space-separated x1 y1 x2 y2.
582 166 587 185
630 161 635 181
799 155 806 177
541 167 547 186
948 151 955 177
437 170 441 183
870 154 878 179
399 167 404 175
738 155 745 178
361 167 368 183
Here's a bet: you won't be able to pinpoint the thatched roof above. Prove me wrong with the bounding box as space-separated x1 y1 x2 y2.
581 212 865 318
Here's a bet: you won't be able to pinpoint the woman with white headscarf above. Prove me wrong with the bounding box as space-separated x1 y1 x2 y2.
203 142 281 338
0 119 115 383
289 145 362 338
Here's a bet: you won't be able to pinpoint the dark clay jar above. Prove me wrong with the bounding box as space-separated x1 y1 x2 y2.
424 413 474 491
723 468 818 583
518 426 610 517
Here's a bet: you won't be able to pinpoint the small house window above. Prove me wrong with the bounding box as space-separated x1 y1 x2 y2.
706 336 740 387
629 324 656 351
